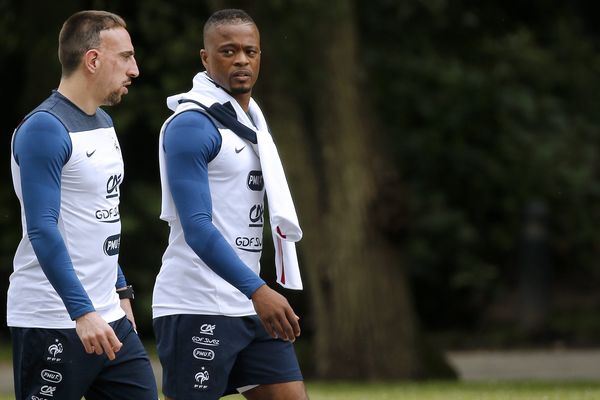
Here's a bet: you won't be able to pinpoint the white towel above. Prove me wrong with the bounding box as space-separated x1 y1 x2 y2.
167 72 303 290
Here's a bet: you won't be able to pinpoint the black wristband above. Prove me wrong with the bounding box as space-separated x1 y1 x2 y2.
117 285 134 300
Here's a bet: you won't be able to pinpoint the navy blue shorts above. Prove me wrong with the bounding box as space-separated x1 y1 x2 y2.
153 314 303 399
10 317 157 400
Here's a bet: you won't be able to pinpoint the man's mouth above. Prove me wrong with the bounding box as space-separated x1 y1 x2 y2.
232 70 251 81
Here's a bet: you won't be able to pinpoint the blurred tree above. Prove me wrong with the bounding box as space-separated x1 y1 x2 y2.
252 0 452 379
0 0 78 342
359 0 600 342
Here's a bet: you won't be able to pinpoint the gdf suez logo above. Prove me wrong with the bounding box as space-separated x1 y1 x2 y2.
247 170 263 191
103 234 121 256
95 205 120 223
106 174 122 199
235 236 262 252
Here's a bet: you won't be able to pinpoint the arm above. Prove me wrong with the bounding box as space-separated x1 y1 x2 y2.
15 112 94 319
165 110 300 341
115 264 127 289
115 265 136 331
14 112 122 358
164 110 266 296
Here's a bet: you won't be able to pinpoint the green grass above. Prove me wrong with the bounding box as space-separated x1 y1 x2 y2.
112 382 600 400
3 381 600 399
305 381 600 399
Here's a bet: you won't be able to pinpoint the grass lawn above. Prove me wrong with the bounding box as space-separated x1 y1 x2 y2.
304 381 600 399
5 381 599 400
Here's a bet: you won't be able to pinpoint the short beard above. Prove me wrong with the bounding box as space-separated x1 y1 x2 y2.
229 86 251 95
104 91 123 106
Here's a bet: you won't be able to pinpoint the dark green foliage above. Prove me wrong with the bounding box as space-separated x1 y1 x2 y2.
359 0 600 338
1 0 600 349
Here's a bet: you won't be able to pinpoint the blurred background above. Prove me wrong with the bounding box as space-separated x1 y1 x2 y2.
2 0 600 381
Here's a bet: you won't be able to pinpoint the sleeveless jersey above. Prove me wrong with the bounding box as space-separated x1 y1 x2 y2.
153 103 265 317
8 92 125 328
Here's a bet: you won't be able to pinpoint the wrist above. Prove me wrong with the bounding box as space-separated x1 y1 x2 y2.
250 283 267 299
116 284 134 300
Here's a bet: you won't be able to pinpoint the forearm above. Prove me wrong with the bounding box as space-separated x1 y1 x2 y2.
30 227 95 319
183 221 265 297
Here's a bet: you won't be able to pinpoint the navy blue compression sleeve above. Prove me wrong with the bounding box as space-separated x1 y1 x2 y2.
116 265 127 289
13 112 95 319
164 110 266 298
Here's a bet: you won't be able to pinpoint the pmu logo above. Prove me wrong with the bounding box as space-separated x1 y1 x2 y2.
247 170 264 191
41 369 62 383
106 174 122 199
103 234 121 256
248 204 264 227
193 348 215 361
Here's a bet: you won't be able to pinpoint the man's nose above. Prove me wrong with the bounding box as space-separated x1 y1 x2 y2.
233 51 249 65
128 57 140 78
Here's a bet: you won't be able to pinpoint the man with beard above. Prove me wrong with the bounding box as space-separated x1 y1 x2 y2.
8 10 157 400
153 8 308 400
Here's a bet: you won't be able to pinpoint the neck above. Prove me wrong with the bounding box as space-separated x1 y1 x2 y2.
57 74 100 115
234 93 251 112
203 73 252 112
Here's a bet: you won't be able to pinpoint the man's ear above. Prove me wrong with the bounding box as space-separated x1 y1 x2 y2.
200 49 208 69
84 49 100 73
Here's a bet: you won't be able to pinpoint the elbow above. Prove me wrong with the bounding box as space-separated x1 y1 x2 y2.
27 225 53 244
26 212 60 245
182 230 200 252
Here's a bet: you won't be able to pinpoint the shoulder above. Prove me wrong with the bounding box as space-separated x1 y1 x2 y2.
20 110 66 133
13 111 71 164
31 92 112 132
164 110 221 157
167 109 218 132
165 110 220 142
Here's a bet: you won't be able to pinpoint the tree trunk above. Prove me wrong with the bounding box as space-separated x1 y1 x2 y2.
258 0 455 379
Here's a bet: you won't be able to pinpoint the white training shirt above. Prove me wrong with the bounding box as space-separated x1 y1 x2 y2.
153 103 265 318
8 92 125 328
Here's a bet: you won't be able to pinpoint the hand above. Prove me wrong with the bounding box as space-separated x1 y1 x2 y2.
120 298 137 332
251 285 301 342
75 311 122 360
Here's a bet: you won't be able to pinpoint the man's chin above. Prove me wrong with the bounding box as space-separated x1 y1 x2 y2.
230 86 252 95
104 93 123 106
